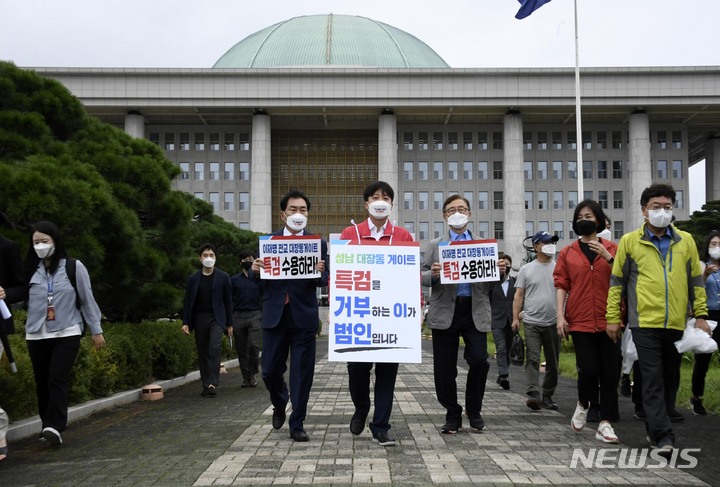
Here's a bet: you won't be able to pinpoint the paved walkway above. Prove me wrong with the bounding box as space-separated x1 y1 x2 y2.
1 336 717 486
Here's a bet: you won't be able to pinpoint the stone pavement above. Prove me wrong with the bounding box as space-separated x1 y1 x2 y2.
1 335 718 486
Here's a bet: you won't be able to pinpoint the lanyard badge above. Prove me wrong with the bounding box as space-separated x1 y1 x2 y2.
46 274 56 321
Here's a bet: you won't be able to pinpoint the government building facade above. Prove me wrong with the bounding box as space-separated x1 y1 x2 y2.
31 14 720 260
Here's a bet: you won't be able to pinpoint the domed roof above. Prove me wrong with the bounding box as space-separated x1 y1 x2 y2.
213 14 450 68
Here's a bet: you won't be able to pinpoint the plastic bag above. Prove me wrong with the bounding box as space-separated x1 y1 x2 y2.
510 332 525 366
674 318 718 354
621 327 637 374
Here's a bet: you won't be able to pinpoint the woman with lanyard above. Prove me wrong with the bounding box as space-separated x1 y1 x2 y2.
25 221 104 446
689 230 720 416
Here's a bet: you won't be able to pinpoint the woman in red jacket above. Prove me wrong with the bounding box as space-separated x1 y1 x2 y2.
554 200 619 443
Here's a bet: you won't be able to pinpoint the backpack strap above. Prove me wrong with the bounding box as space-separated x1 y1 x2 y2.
65 258 82 309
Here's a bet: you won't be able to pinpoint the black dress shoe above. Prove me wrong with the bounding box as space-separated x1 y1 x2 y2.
272 408 286 429
498 376 510 390
290 430 309 442
372 430 396 447
350 410 368 435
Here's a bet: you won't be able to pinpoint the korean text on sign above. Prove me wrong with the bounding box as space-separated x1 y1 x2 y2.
258 235 321 280
438 239 499 284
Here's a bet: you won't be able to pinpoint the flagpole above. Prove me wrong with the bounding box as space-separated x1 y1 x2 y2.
574 0 584 199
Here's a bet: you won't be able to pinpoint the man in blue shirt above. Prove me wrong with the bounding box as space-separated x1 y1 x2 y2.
231 249 262 387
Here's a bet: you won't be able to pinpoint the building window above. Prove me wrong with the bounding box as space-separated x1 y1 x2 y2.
552 131 562 150
149 132 160 146
567 132 577 150
238 133 250 151
478 221 489 239
477 161 488 180
463 132 473 150
418 132 428 150
492 132 503 150
612 131 622 149
568 191 578 209
493 161 503 179
614 221 624 240
448 132 458 150
675 190 684 209
553 221 564 239
433 191 444 210
493 191 503 210
477 132 488 150
656 131 667 149
209 192 219 212
597 160 608 179
418 192 429 210
164 133 175 151
404 192 414 210
209 162 220 180
209 133 220 151
612 160 623 179
525 222 534 237
194 162 205 180
238 192 249 211
613 191 624 209
419 222 429 241
598 191 608 209
179 133 190 151
525 191 533 210
539 221 549 233
418 162 428 180
433 132 443 150
194 133 205 151
478 191 488 210
553 161 563 179
672 160 682 179
657 160 668 179
494 222 504 240
239 162 250 180
671 131 682 149
433 162 444 180
223 192 234 211
404 222 414 234
179 162 189 180
193 192 204 200
553 191 563 209
448 161 458 180
403 132 414 150
523 132 533 150
538 191 548 210
238 222 250 230
538 161 548 180
567 161 577 179
403 162 413 180
433 222 444 239
582 132 592 150
224 133 235 151
537 132 548 150
224 162 234 180
582 161 592 180
596 131 607 150
463 161 473 180
524 161 533 180
463 191 474 209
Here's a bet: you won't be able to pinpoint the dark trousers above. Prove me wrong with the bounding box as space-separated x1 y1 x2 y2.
27 336 81 432
347 361 399 435
233 309 262 379
491 322 513 377
524 323 560 396
193 312 223 390
570 331 620 421
261 305 316 433
692 309 720 397
432 301 489 422
632 327 683 444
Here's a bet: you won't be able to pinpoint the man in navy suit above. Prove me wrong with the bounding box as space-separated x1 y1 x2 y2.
251 190 329 442
489 253 515 390
181 244 233 397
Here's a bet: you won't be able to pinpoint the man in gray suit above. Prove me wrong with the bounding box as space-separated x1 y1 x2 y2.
421 195 505 434
489 254 515 390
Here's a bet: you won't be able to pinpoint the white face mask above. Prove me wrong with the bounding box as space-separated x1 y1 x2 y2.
285 212 307 232
201 257 216 268
541 244 557 256
709 247 720 260
447 212 469 229
597 228 612 240
368 200 392 219
34 243 55 259
647 208 673 228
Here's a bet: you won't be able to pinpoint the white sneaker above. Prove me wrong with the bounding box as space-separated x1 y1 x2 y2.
571 402 587 432
595 422 619 444
41 427 62 446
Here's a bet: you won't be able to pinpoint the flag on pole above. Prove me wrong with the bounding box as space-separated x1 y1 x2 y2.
515 0 552 19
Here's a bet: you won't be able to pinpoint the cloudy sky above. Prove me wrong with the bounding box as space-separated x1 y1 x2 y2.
1 0 716 208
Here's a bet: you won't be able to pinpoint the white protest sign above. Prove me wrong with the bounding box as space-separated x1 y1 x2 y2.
438 239 499 284
329 241 421 363
258 235 321 280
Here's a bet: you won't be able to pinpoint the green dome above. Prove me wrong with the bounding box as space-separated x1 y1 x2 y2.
213 14 450 68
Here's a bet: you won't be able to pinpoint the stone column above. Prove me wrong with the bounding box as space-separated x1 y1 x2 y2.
503 111 525 264
378 113 398 189
628 111 652 227
705 138 720 204
250 113 272 233
124 110 144 139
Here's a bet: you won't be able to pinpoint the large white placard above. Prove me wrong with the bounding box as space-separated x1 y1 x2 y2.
258 235 321 279
329 241 421 363
438 239 500 284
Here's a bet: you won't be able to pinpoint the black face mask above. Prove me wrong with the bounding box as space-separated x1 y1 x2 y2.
576 219 597 237
242 261 253 270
